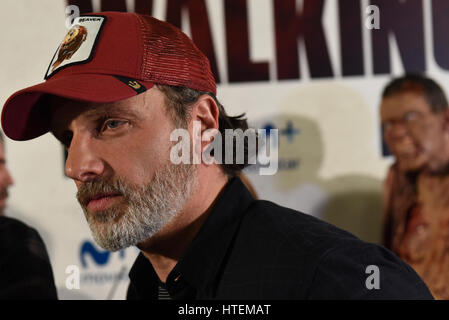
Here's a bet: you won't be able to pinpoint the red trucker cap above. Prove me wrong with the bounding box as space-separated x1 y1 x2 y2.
1 11 216 141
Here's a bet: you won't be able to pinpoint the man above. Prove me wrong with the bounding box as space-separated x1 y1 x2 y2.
380 74 449 299
0 133 14 216
0 132 57 299
2 12 433 299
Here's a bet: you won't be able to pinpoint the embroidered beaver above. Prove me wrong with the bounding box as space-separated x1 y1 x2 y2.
51 25 88 71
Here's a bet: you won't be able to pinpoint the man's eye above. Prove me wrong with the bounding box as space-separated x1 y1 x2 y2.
383 121 392 131
101 119 127 132
404 112 419 122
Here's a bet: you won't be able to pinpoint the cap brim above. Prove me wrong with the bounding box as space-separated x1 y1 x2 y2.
1 74 154 141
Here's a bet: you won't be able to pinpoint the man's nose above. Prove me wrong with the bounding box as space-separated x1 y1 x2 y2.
389 122 408 139
65 133 105 182
0 168 14 187
5 169 13 187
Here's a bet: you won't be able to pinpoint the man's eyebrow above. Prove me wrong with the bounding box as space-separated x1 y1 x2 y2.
50 103 140 145
52 102 139 129
83 103 139 120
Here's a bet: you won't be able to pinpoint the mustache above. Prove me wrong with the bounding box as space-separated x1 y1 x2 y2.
76 177 127 207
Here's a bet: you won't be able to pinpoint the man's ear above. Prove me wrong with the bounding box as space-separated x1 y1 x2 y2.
192 94 219 132
189 95 220 159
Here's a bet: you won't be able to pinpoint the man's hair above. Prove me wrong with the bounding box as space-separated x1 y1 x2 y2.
157 85 252 177
382 73 449 113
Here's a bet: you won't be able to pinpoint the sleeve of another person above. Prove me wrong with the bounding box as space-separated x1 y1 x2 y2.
0 217 58 300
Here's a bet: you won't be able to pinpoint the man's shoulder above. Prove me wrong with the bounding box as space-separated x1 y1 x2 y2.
0 216 40 241
238 199 362 255
0 216 58 299
0 216 49 262
222 199 433 299
224 199 366 288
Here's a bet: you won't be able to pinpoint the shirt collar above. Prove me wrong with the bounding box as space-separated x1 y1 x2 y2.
128 176 254 298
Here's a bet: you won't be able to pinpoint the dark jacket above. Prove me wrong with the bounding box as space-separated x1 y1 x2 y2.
127 177 433 299
0 216 58 299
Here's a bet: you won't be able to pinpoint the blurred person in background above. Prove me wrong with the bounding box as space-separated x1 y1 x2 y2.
381 74 449 299
0 131 57 299
0 132 14 215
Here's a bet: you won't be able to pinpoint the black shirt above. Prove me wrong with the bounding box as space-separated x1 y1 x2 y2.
127 177 433 299
0 216 58 299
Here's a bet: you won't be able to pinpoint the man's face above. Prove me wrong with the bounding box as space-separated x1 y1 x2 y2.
381 91 448 173
0 141 14 215
50 88 197 251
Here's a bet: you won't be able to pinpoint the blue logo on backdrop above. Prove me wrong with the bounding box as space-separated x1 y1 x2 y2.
263 121 300 145
246 121 301 173
78 240 133 286
280 121 300 143
80 240 125 268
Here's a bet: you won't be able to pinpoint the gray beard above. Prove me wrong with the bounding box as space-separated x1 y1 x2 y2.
77 162 198 251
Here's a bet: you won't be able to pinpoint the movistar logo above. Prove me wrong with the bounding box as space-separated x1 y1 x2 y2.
80 240 124 268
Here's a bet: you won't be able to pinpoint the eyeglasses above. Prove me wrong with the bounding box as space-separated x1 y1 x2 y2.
382 111 428 133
